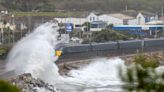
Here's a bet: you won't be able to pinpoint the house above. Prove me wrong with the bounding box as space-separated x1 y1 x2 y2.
99 13 136 25
55 17 87 27
86 12 100 22
54 11 158 32
121 10 158 25
0 4 8 14
55 12 100 29
0 22 16 30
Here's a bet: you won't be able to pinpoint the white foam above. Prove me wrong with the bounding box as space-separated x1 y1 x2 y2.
69 58 124 85
6 22 61 84
6 23 125 92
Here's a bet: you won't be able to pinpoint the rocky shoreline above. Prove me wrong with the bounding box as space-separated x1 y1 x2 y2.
57 51 164 76
10 73 60 92
1 51 164 92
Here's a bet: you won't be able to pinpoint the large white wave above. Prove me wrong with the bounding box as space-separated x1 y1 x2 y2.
6 22 125 92
6 22 61 84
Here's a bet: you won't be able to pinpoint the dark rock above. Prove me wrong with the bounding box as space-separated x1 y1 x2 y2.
10 73 60 92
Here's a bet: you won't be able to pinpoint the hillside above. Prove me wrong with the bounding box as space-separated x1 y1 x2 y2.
1 0 164 13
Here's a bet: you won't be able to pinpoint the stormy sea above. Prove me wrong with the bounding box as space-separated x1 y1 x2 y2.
5 22 125 92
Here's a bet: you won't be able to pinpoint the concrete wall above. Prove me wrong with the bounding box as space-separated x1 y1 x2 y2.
99 14 123 25
60 38 164 61
119 40 142 49
128 19 138 25
63 44 91 53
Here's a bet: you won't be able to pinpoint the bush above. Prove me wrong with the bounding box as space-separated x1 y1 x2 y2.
120 53 162 92
92 29 128 42
120 65 164 92
133 53 160 68
0 80 20 92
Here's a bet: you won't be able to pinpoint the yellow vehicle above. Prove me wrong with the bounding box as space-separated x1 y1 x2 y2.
55 50 62 57
55 43 64 57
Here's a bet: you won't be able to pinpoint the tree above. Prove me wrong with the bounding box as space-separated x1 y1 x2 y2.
82 22 90 32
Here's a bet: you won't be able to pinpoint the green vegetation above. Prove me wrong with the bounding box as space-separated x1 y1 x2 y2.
0 44 11 56
0 46 7 55
13 12 65 17
13 11 85 17
92 29 128 42
120 54 163 92
82 22 91 32
0 80 20 92
2 0 164 12
133 54 160 68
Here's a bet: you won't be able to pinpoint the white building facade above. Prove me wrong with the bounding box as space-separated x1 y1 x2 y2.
136 12 158 25
54 11 159 31
99 14 123 25
86 12 99 22
55 17 87 28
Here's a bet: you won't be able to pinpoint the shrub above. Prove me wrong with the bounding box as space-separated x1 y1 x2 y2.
0 80 20 92
133 53 160 68
120 53 162 92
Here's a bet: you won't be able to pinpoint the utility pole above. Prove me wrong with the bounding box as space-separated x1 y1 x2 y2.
125 0 128 11
28 13 31 33
162 6 164 21
161 6 164 36
27 2 31 34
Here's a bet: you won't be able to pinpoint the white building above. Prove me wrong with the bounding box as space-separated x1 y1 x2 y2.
121 10 158 25
55 17 87 28
54 11 158 31
55 12 100 29
0 4 8 14
136 12 158 25
86 12 99 22
99 13 136 25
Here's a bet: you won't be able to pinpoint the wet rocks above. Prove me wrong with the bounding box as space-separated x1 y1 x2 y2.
10 73 60 92
57 59 92 75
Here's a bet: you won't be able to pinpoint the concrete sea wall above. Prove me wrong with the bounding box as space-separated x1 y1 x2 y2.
59 38 164 62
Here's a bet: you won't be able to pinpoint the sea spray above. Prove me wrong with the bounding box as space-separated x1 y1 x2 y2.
6 22 125 92
62 57 125 92
68 58 124 86
6 22 62 84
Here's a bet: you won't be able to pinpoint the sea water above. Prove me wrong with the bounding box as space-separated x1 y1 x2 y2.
6 22 125 92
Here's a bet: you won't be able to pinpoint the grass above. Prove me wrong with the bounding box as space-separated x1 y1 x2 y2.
13 11 87 17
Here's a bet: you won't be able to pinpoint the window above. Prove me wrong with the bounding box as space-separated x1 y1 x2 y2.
90 17 92 21
91 24 98 28
93 17 95 21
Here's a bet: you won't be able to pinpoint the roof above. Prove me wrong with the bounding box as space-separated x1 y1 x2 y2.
146 20 164 25
121 10 156 18
0 4 7 11
91 11 103 16
109 13 134 20
91 21 107 24
113 25 164 31
140 11 156 17
121 10 138 17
